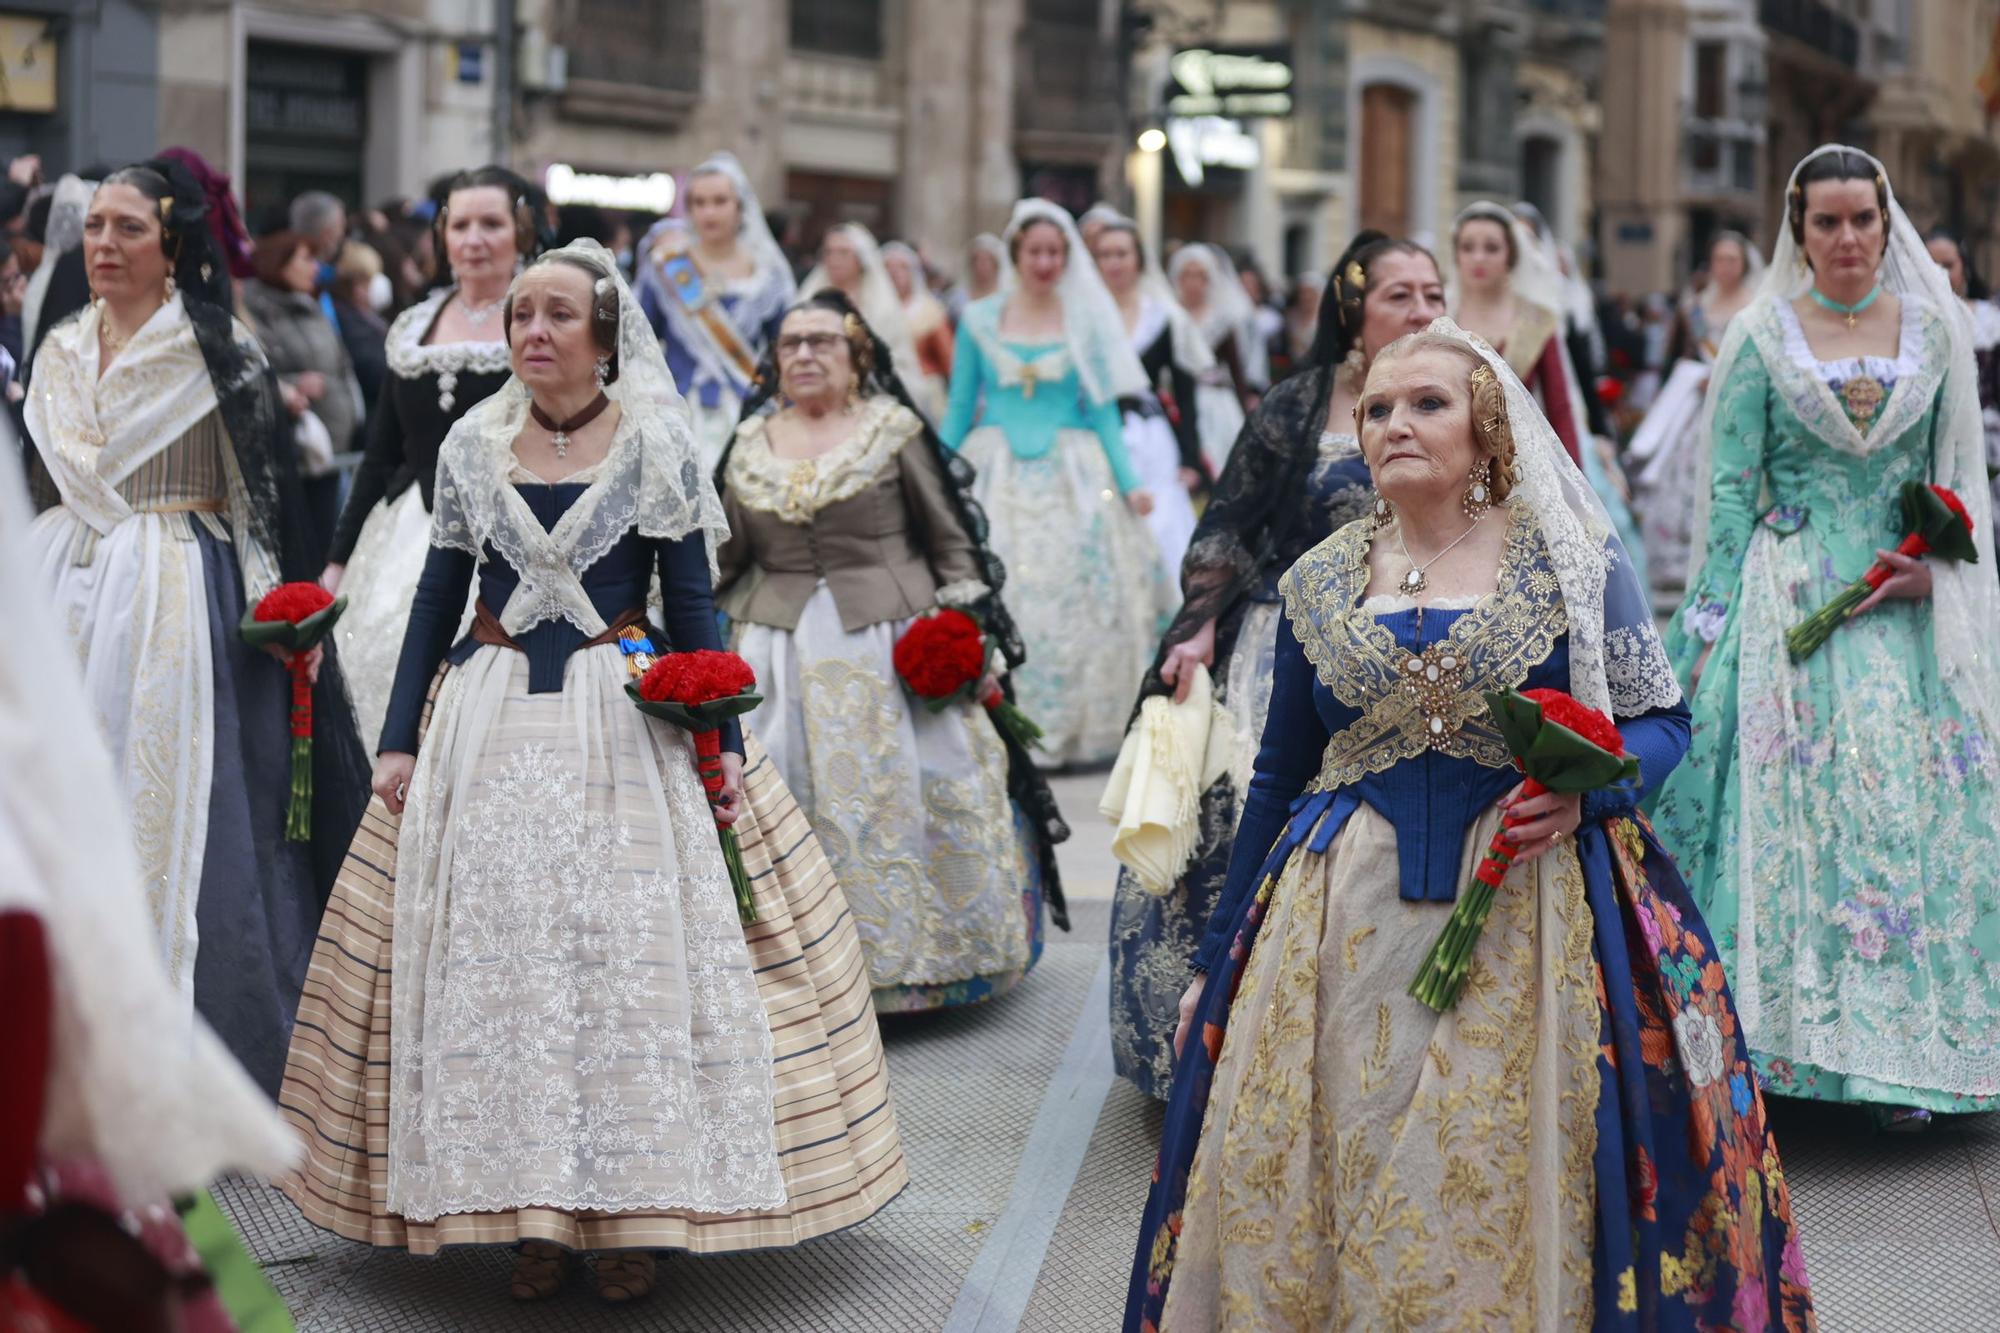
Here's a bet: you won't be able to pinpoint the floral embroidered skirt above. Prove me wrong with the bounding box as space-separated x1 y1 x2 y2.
1108 598 1280 1099
735 584 1042 1012
1655 521 2000 1112
276 648 908 1253
1127 803 1814 1332
959 427 1161 767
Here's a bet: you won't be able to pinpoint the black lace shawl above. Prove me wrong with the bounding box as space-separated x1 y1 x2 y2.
1135 365 1336 708
723 291 1073 928
190 300 371 898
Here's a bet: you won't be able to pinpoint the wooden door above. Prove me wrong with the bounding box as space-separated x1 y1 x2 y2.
1359 83 1414 237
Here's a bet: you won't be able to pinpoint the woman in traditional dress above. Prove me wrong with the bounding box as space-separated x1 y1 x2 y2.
1090 215 1208 592
23 159 369 1095
635 151 795 467
275 242 908 1300
881 240 955 422
322 165 543 748
1924 228 2000 523
941 200 1159 767
1452 201 1647 590
801 223 925 418
1128 320 1815 1330
948 232 1008 321
1168 243 1258 474
714 289 1067 1012
1628 231 1763 608
1653 145 2000 1128
1105 232 1444 1099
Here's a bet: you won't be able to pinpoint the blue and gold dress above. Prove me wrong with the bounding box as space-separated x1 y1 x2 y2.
1128 503 1813 1331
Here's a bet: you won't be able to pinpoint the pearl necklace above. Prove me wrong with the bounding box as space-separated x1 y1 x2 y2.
458 292 506 328
1394 511 1487 595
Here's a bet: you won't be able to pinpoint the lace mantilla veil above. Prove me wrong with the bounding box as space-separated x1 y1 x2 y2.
1686 144 2000 748
431 240 730 596
1426 317 1680 718
998 199 1150 405
1099 215 1216 377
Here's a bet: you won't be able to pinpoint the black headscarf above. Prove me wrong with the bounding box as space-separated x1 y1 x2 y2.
723 288 1074 929
1137 231 1434 706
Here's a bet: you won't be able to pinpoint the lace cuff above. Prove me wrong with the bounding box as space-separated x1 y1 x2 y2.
935 579 989 609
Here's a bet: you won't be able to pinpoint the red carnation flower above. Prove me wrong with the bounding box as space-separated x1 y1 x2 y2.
892 609 987 702
639 649 757 706
1933 484 1972 532
1521 687 1626 755
253 581 335 624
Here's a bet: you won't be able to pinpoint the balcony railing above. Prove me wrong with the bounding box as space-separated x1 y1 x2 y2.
1015 14 1121 140
563 1 703 96
1758 0 1860 69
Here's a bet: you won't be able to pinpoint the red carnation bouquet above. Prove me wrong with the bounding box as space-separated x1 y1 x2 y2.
627 650 763 923
1785 481 1978 663
891 608 1043 751
240 582 346 840
1409 688 1639 1011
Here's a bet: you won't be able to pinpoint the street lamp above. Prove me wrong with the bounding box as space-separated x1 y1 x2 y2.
1137 127 1167 153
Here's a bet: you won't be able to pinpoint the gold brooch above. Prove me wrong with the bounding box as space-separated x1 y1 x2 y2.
1400 642 1465 746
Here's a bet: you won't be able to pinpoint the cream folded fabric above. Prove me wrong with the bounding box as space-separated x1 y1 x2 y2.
1098 664 1237 895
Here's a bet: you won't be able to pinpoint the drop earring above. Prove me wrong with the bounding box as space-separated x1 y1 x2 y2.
593 356 609 390
1462 458 1494 520
1371 496 1395 530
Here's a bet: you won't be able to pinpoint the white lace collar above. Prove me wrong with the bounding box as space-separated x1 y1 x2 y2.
1129 297 1169 352
1741 293 1946 457
385 287 512 380
726 396 922 523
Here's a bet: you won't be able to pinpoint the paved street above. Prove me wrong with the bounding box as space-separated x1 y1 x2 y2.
220 771 2000 1331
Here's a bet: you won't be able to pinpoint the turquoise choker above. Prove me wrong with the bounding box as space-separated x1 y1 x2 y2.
1809 282 1882 330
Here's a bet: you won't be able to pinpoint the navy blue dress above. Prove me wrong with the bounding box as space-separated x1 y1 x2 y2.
1126 511 1814 1331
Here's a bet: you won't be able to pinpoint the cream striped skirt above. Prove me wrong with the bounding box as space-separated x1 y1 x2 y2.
275 730 908 1255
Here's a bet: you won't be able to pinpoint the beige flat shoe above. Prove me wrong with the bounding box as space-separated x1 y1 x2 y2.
593 1250 657 1304
508 1240 569 1301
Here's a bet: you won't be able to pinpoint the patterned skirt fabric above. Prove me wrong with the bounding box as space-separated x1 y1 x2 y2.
1654 519 2000 1113
277 702 908 1254
1108 598 1280 1099
735 584 1040 1012
959 427 1160 767
1127 805 1814 1332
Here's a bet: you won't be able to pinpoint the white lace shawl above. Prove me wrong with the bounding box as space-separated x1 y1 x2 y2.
1690 145 2000 746
430 240 730 633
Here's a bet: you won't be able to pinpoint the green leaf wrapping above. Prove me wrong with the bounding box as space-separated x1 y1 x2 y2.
1481 690 1641 791
238 595 348 652
624 683 764 728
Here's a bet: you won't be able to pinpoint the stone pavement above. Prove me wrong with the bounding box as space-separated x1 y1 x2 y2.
217 771 2000 1331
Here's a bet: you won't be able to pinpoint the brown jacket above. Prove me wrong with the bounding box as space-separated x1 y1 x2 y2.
715 397 986 631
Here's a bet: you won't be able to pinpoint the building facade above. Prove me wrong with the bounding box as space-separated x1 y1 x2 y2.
1130 0 1604 284
1600 0 2000 297
0 1 160 174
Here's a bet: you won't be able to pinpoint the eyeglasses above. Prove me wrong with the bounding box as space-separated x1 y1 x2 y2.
776 331 846 360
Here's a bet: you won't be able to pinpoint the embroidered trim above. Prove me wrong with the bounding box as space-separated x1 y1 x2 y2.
385 287 511 379
1279 503 1568 790
724 396 924 523
1745 294 1945 457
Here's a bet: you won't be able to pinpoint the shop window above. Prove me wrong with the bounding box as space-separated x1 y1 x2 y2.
1358 83 1414 238
791 0 883 60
